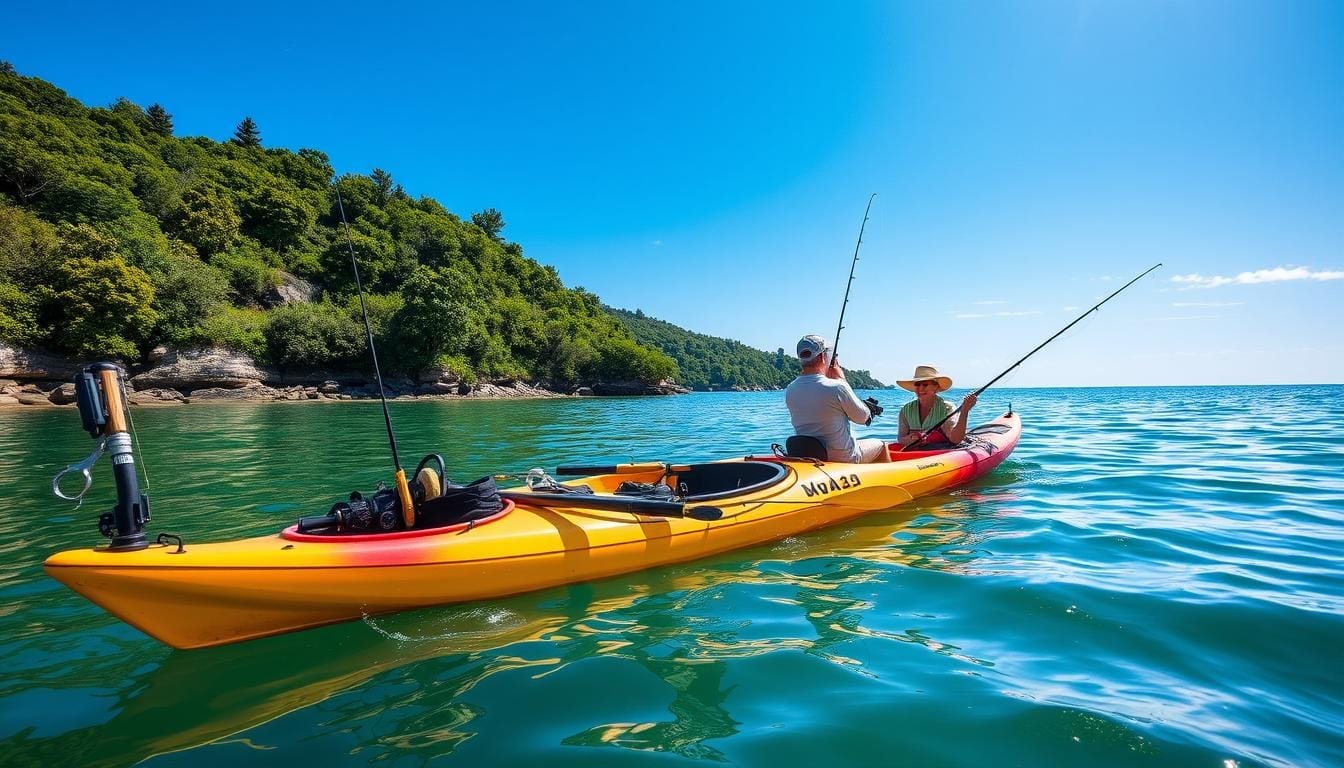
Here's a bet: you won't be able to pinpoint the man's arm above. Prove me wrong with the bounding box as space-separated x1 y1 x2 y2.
837 382 872 426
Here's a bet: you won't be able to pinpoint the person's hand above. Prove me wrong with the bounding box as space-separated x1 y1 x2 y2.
904 431 925 447
962 393 978 411
826 357 844 380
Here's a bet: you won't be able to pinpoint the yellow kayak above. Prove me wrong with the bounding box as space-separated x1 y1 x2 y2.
45 412 1020 649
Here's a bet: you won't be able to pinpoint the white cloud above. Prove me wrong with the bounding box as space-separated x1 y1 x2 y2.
1172 301 1243 308
652 240 663 246
1170 267 1344 289
955 310 1042 319
1098 275 1113 282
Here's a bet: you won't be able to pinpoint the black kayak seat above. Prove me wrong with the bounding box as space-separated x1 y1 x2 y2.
784 435 828 460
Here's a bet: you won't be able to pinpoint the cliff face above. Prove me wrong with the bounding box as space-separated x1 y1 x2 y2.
0 343 687 407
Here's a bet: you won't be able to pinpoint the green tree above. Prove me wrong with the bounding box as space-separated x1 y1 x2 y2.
0 202 58 284
370 168 394 204
0 281 39 346
0 128 61 205
45 224 158 359
243 186 313 251
145 104 173 137
212 241 278 303
471 208 505 241
173 186 241 255
389 264 474 371
232 116 261 148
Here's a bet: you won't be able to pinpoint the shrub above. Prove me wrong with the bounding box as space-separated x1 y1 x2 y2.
151 253 230 343
212 243 278 304
191 305 268 359
265 301 364 369
0 281 39 346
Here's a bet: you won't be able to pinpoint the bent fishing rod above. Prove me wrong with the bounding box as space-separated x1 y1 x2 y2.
901 262 1163 451
831 193 876 361
333 180 417 525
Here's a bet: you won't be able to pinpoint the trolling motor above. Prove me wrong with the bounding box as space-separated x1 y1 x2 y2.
52 363 150 551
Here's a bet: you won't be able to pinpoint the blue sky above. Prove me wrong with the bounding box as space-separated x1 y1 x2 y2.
4 1 1341 385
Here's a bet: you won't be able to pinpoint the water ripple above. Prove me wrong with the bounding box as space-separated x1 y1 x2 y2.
2 385 1342 767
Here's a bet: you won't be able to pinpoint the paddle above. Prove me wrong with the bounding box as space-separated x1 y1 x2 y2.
501 482 914 522
899 263 1162 452
554 463 691 476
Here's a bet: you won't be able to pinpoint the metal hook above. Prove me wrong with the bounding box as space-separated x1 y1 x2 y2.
53 439 106 502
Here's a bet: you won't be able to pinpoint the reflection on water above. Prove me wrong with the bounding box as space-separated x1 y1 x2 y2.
15 499 1000 765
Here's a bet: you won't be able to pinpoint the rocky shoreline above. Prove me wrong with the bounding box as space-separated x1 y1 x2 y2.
0 344 690 408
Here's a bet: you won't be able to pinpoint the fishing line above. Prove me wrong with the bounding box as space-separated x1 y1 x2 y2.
900 263 1162 451
118 372 151 493
333 177 416 525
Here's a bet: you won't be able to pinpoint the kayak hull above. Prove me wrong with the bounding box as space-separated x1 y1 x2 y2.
45 412 1020 648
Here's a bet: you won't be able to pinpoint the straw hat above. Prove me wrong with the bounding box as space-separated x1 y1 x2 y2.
897 364 953 393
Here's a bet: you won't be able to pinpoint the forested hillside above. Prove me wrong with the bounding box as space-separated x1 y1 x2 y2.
608 307 887 390
0 64 675 386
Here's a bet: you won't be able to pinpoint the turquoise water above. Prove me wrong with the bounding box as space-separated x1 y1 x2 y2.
1 386 1341 767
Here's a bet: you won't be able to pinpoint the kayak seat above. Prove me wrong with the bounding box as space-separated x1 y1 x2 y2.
414 466 442 504
784 435 828 461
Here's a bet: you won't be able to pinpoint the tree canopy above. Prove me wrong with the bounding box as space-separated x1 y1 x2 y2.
0 64 882 391
609 307 887 390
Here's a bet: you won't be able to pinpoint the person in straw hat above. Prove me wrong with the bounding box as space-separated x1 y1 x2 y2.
896 364 978 448
785 334 889 463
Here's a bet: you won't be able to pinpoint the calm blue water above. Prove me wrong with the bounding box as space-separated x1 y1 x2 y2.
1 386 1341 767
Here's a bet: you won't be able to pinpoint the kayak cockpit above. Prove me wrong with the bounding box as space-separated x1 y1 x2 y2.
675 461 790 501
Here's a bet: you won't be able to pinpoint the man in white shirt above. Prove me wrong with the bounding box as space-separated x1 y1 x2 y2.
784 334 889 463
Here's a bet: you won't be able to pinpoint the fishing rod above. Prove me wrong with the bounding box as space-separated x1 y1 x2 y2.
901 262 1163 451
333 179 417 526
831 193 876 361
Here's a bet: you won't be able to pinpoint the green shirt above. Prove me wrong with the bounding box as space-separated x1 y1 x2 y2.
899 397 957 442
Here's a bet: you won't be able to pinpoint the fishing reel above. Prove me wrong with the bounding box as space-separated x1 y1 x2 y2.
297 484 402 534
863 397 883 418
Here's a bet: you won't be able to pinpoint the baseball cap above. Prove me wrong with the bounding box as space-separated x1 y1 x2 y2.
796 334 830 362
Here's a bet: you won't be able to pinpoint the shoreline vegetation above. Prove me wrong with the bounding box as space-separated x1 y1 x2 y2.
0 342 814 410
0 64 885 403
